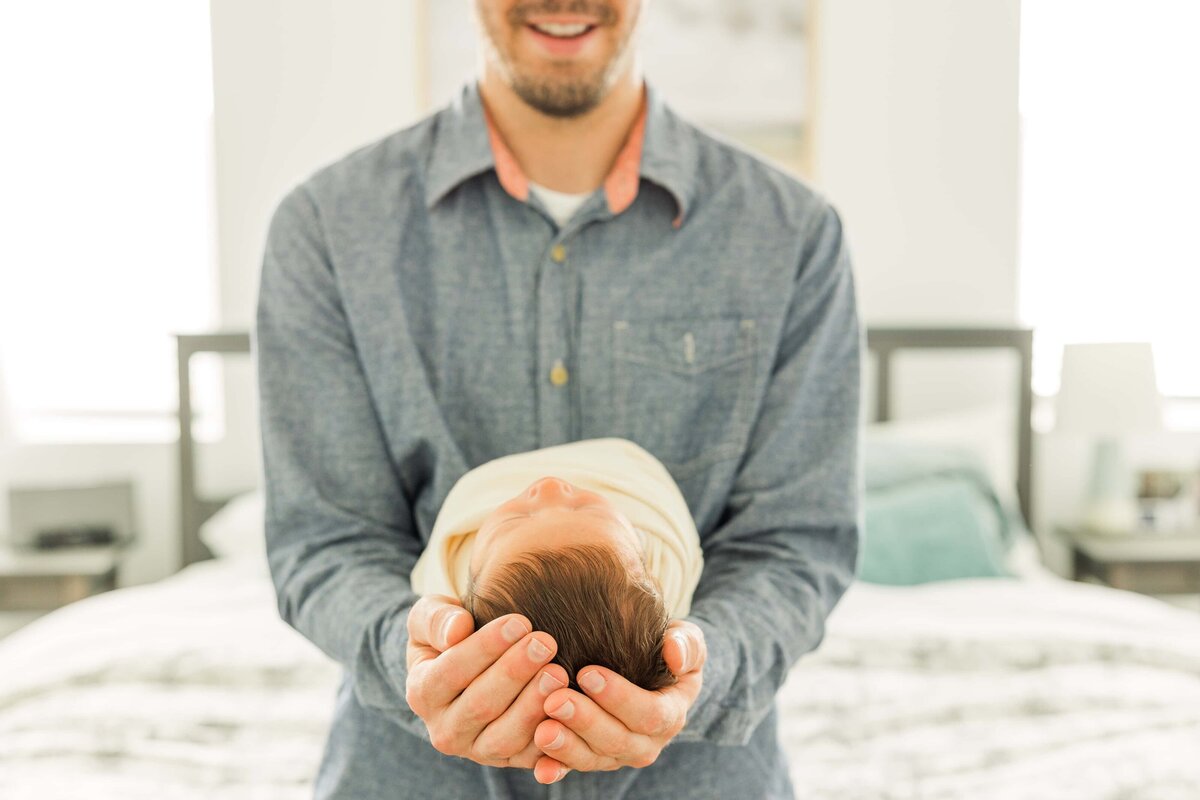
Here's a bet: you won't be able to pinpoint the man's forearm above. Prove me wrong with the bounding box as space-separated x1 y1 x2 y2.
256 183 430 739
677 523 857 745
263 496 428 739
673 198 863 746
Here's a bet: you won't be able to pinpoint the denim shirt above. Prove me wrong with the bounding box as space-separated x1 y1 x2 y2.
255 79 862 800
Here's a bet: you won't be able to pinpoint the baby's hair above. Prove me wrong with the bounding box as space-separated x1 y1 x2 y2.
463 543 675 692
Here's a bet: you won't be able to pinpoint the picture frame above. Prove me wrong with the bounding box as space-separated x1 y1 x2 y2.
1135 467 1200 533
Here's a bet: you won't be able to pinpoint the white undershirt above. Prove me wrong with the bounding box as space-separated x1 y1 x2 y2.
528 180 594 228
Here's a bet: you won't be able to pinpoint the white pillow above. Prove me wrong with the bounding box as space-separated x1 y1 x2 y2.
198 490 266 562
1004 530 1059 581
866 403 1020 511
865 404 1052 580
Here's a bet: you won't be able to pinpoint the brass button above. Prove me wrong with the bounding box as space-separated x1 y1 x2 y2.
550 243 567 263
549 360 569 386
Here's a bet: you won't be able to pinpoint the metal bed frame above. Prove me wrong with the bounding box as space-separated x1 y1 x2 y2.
175 327 1034 568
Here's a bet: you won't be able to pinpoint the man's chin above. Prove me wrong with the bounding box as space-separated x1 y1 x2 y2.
510 75 607 119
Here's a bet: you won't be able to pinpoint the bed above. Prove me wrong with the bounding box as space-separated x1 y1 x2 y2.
1 328 1198 799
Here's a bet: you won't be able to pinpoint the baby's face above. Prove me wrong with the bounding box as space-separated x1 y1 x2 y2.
470 476 645 583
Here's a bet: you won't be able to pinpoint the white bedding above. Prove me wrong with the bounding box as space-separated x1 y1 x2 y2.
0 559 339 799
1 559 1198 799
780 578 1200 799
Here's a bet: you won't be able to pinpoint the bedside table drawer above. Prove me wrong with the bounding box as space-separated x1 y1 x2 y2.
0 573 112 611
1099 561 1200 594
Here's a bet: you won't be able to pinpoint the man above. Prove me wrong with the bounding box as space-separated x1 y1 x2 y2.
255 0 862 797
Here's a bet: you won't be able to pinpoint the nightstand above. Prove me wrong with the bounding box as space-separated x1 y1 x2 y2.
1055 523 1200 604
0 545 123 637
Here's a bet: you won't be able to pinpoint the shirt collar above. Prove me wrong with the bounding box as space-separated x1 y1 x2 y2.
424 79 696 229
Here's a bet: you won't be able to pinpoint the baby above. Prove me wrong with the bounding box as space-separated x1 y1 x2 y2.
410 438 704 691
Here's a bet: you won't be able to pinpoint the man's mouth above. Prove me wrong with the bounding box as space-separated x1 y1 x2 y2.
526 21 597 39
522 16 602 57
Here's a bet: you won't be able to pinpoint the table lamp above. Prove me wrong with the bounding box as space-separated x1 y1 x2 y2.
1055 342 1163 534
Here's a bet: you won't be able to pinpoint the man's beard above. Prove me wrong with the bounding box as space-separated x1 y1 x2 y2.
509 71 608 118
479 0 631 119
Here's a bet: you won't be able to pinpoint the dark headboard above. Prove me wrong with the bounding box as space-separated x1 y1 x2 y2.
175 331 252 568
866 327 1034 525
174 327 1035 568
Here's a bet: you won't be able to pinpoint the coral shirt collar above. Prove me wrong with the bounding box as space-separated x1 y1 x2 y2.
424 80 693 230
480 91 657 223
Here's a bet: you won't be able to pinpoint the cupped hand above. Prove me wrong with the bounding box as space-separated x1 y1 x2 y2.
530 619 707 784
405 594 568 768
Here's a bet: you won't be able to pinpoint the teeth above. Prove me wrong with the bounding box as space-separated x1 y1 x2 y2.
532 22 590 37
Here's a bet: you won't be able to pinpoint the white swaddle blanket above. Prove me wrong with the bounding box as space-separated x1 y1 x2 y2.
410 438 704 617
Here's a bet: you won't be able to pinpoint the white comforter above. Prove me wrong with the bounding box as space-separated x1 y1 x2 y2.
1 559 1198 799
779 578 1200 799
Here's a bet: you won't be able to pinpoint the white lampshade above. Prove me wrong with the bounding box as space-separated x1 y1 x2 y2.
1055 342 1162 435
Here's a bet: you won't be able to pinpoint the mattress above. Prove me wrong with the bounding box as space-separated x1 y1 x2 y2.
1 557 1198 798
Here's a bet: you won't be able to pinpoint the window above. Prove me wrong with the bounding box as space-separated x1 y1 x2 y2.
0 1 219 443
1019 0 1200 397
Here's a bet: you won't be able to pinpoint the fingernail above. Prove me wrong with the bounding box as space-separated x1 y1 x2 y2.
549 699 574 720
539 671 565 695
555 766 569 782
547 730 565 750
438 612 459 648
673 632 690 670
527 636 551 661
502 616 529 643
579 670 605 694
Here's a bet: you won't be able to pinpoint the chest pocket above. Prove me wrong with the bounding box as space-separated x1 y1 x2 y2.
612 315 759 477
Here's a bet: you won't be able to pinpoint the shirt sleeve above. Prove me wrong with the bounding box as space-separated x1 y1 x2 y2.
674 199 863 746
254 183 430 740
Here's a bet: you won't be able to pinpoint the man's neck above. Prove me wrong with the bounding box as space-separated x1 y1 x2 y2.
477 71 645 195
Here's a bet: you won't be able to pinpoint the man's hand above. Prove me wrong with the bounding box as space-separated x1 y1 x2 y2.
405 594 569 768
530 620 707 784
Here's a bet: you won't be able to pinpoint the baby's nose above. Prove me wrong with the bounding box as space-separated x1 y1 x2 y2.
528 476 572 498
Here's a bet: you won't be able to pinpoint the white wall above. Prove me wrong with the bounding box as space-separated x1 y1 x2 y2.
204 0 425 510
210 0 425 330
3 0 424 587
814 0 1021 326
815 0 1027 439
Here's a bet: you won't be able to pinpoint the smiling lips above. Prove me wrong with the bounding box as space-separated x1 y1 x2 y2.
524 16 601 56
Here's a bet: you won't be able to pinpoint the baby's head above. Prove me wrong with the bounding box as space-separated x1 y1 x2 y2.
462 476 675 692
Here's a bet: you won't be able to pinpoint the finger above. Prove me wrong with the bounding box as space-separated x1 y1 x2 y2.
540 685 657 768
535 718 620 774
407 594 474 651
406 638 442 673
662 620 706 676
407 596 471 672
489 664 569 769
508 738 549 771
533 754 571 785
570 666 695 740
458 644 566 763
412 612 533 709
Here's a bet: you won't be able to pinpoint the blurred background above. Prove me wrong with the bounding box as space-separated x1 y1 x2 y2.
3 0 1196 591
1 2 1199 796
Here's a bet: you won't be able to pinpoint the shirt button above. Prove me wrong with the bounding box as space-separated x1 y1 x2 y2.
549 359 569 386
550 243 567 263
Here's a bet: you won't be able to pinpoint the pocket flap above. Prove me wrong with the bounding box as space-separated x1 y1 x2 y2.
613 316 757 374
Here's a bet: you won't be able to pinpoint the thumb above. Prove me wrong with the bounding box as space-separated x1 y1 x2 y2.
433 605 474 651
663 620 705 675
